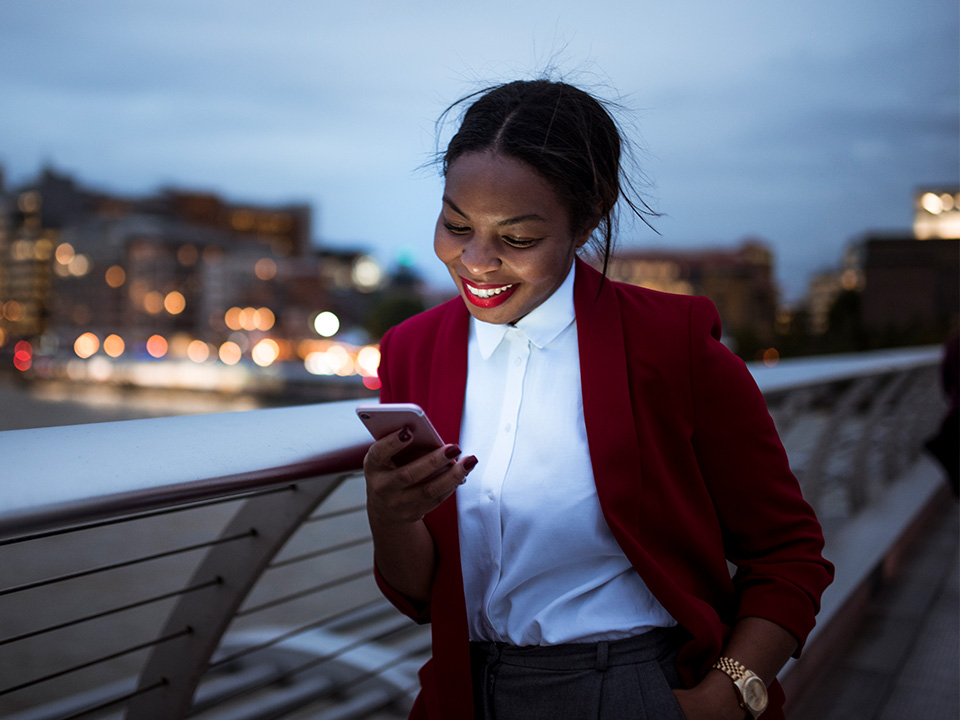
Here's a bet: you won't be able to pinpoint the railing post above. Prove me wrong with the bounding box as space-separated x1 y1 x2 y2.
801 375 879 515
125 473 353 720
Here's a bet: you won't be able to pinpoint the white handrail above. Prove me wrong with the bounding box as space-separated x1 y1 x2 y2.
0 346 943 541
0 399 372 540
748 345 942 393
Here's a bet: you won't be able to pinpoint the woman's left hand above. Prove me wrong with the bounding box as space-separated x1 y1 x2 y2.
672 671 747 720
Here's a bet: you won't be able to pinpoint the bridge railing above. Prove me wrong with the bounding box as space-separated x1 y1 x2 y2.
0 346 946 720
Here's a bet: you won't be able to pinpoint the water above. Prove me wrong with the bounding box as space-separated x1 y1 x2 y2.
0 377 265 432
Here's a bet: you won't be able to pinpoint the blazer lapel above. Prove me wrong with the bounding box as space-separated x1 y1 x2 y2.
422 299 474 717
574 259 644 540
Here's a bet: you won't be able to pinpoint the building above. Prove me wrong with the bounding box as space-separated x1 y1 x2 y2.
860 234 958 340
603 240 779 353
0 167 391 364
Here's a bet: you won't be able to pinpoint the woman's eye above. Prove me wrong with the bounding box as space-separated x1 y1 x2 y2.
503 236 539 249
444 222 470 234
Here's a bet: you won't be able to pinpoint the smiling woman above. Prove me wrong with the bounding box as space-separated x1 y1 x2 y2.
362 78 833 720
434 151 587 325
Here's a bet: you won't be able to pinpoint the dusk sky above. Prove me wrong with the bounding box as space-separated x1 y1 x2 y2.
1 1 957 301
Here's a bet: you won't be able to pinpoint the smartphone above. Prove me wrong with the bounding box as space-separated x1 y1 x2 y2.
356 402 445 466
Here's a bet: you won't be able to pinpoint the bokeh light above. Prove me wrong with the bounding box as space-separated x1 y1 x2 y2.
313 311 340 337
144 291 164 314
187 339 211 363
164 291 186 315
105 265 126 288
255 257 277 280
74 332 100 359
356 345 381 377
146 334 168 358
13 340 32 372
219 341 242 365
252 338 280 367
103 334 125 358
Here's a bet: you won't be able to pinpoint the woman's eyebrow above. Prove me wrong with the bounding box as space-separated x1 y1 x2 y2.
442 196 547 226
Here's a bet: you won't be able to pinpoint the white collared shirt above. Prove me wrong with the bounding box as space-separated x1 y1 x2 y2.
457 263 676 645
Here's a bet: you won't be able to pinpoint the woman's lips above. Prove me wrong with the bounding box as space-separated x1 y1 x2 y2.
459 276 518 308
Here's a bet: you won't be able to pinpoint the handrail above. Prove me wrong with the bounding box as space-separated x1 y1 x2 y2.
747 345 941 394
0 399 372 541
0 345 942 542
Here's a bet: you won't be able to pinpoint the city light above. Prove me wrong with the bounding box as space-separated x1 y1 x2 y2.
921 192 944 214
356 345 381 377
144 291 164 314
55 243 75 265
13 340 32 372
74 332 100 359
68 254 91 277
252 338 280 367
164 291 186 315
255 258 277 280
3 300 24 322
352 255 383 290
105 265 126 288
103 334 125 358
187 339 211 363
219 341 242 365
225 307 242 331
146 335 168 358
313 311 340 337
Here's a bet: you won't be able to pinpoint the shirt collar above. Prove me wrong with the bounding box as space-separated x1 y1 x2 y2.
472 261 577 359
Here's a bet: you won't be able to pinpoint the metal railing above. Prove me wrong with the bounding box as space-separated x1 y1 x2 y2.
0 346 947 720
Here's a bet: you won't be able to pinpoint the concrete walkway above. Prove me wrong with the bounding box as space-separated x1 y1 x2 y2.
790 493 959 719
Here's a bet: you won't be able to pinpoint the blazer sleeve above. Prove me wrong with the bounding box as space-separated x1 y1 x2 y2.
688 297 834 653
370 325 433 624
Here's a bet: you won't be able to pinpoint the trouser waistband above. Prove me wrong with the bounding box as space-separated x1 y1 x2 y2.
469 626 682 672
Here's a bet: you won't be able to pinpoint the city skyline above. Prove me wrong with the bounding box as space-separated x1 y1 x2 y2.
0 0 957 302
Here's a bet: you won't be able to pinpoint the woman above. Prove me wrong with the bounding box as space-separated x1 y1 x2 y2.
364 79 833 719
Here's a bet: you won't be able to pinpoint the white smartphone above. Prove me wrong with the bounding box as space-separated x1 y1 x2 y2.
356 402 445 465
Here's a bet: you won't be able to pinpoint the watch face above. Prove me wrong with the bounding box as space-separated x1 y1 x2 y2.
743 676 768 711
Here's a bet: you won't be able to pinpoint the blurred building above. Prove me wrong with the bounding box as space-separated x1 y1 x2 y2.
860 234 958 339
0 167 392 372
803 244 865 335
604 240 778 351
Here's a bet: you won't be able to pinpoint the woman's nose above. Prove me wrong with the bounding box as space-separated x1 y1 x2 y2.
461 236 502 275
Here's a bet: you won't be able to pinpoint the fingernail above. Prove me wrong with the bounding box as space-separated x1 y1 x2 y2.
444 445 461 459
398 427 412 442
464 455 478 471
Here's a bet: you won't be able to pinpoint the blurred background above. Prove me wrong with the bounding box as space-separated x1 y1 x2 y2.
0 0 957 426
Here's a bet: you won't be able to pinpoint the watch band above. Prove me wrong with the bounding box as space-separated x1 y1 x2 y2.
712 656 768 718
713 655 750 681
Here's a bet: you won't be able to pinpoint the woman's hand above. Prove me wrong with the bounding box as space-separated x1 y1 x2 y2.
672 671 747 720
364 427 478 604
364 427 477 526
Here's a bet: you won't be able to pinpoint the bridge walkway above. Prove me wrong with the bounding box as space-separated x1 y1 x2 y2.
790 478 958 720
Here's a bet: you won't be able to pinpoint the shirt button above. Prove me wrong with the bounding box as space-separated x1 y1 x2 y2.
514 356 522 366
505 423 512 433
486 490 495 501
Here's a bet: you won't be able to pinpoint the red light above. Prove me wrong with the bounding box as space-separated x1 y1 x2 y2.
13 340 32 371
362 376 382 390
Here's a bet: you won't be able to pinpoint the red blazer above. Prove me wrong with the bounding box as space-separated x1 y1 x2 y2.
375 259 833 719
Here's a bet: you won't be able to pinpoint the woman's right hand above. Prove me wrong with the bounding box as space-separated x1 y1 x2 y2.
364 427 478 526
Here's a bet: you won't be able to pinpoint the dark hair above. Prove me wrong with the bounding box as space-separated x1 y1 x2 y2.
439 79 657 277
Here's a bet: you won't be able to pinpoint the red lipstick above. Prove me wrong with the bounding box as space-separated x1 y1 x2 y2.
459 276 518 309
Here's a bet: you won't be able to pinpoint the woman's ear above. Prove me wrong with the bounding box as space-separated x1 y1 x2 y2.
575 220 598 249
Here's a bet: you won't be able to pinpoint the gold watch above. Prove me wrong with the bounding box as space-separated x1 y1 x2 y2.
711 656 768 718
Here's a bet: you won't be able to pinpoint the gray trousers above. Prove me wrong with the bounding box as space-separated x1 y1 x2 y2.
469 628 688 720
